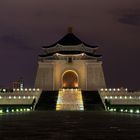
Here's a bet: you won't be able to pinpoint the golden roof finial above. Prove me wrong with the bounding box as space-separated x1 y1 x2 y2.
67 27 73 33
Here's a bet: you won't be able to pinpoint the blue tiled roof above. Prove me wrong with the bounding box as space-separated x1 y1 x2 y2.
43 33 98 48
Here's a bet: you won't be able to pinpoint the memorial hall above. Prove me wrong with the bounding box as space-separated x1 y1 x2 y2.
0 28 140 113
35 28 106 91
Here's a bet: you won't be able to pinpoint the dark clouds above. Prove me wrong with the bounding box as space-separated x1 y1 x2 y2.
0 0 140 89
117 9 140 26
0 33 37 52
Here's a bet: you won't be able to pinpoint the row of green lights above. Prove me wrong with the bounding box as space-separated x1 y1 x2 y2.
108 108 140 114
0 108 32 114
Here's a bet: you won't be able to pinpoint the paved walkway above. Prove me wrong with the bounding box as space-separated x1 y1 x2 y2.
1 111 140 139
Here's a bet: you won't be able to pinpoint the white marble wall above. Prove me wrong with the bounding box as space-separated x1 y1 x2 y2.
35 61 54 90
99 89 140 105
35 59 106 91
0 89 42 107
54 60 86 90
86 61 106 90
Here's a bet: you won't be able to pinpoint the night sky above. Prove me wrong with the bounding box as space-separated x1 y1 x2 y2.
0 0 140 89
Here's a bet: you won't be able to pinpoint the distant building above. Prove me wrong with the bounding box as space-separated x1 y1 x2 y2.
13 77 24 89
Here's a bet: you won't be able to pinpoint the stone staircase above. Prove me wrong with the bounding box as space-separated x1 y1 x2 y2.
35 90 104 111
35 91 58 110
56 88 84 111
82 91 105 111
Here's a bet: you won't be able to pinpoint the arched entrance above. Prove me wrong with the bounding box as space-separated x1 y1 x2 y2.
62 70 79 88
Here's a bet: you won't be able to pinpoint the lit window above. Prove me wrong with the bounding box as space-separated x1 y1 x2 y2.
20 88 23 91
27 108 30 111
110 96 113 99
105 96 108 99
125 109 128 112
130 109 133 113
3 89 6 92
117 88 120 91
9 96 11 99
100 88 104 91
110 108 114 111
113 88 116 91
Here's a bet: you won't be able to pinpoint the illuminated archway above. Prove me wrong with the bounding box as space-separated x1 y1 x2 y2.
62 70 79 88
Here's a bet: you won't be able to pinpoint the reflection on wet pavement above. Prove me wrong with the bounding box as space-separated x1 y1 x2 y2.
1 111 140 139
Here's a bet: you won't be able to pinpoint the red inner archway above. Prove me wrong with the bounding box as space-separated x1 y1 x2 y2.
62 70 79 88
